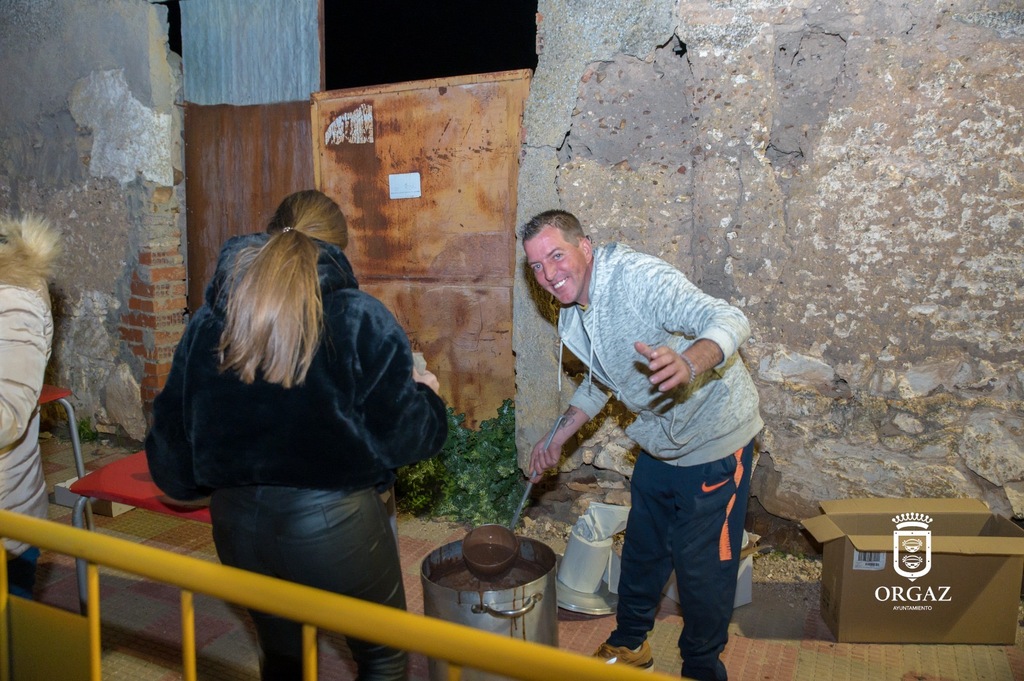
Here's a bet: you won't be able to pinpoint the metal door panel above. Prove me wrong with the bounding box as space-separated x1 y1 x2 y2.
312 70 529 425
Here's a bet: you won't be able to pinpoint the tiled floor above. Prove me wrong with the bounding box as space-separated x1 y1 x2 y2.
34 433 1024 680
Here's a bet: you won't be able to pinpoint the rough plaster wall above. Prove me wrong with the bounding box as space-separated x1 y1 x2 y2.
70 70 174 186
514 0 679 457
0 0 183 441
514 0 1024 522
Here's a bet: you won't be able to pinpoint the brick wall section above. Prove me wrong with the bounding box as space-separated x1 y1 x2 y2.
120 245 187 411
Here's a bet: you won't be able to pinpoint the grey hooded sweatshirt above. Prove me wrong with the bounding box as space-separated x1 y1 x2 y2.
559 242 763 467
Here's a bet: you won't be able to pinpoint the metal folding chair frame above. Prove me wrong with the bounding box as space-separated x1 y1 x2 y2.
37 385 92 531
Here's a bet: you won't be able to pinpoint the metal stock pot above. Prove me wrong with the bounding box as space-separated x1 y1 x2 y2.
420 537 558 681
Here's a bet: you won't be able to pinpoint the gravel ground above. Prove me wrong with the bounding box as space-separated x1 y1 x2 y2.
518 515 823 585
751 549 822 584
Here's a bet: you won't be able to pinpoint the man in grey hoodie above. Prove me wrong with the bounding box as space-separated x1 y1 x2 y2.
522 209 763 681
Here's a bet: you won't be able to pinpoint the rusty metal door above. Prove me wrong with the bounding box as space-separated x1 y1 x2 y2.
311 69 530 425
183 102 315 311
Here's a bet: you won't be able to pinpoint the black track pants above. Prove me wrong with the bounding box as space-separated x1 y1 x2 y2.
609 440 755 681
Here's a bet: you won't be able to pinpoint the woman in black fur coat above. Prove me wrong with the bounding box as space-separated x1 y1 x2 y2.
146 190 448 680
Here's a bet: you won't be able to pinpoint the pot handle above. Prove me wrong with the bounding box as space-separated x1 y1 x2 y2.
472 592 542 618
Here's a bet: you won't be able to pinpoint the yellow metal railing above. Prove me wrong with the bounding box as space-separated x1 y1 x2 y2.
0 510 674 680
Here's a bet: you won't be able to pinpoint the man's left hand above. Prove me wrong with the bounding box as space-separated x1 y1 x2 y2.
634 341 689 392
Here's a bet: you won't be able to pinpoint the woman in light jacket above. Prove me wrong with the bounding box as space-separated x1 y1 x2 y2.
0 215 60 598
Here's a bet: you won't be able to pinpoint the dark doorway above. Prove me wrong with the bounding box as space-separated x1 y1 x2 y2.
155 1 182 56
324 0 538 90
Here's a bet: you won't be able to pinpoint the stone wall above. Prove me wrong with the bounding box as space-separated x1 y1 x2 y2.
0 0 185 441
2 0 1020 520
514 0 1024 524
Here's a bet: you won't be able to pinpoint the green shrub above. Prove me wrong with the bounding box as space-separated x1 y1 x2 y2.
396 399 524 526
393 453 445 517
77 417 99 443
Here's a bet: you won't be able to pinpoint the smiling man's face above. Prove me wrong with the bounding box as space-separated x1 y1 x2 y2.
524 225 594 306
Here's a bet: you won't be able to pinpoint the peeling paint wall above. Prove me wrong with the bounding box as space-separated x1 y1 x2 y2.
514 0 1024 523
0 0 185 441
70 70 174 186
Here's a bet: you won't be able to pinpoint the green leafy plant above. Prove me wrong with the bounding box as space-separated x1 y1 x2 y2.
77 417 99 443
393 452 445 517
396 399 524 526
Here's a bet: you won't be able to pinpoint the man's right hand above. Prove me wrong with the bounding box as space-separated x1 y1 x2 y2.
528 408 588 481
529 437 560 481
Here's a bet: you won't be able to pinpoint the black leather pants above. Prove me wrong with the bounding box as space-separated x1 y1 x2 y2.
210 485 407 680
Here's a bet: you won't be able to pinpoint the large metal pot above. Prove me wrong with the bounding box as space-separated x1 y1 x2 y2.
421 537 558 681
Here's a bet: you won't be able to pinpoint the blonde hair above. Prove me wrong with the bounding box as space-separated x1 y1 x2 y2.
0 214 61 292
217 191 348 388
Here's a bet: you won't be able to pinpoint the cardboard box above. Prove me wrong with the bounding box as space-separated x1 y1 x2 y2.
802 498 1024 644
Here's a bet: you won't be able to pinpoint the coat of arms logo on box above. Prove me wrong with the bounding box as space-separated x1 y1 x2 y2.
892 512 932 581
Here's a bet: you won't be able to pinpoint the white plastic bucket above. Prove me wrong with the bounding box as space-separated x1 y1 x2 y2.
557 529 612 594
